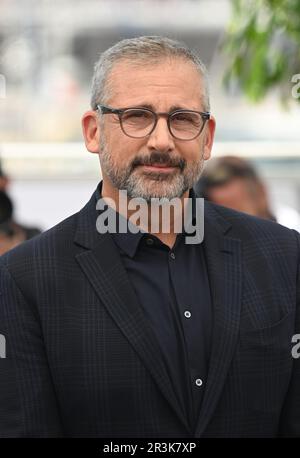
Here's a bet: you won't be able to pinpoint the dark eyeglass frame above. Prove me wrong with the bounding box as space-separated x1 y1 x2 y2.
96 104 210 141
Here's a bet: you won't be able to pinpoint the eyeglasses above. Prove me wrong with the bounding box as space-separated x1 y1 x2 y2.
96 105 210 141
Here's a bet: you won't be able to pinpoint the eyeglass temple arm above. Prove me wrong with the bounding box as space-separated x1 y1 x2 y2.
97 105 122 115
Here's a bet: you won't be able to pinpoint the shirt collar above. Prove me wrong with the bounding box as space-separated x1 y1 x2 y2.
96 182 198 258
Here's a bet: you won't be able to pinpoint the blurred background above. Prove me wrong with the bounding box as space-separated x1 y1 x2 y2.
0 0 299 242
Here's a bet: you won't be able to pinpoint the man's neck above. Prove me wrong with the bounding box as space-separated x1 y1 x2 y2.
101 181 190 249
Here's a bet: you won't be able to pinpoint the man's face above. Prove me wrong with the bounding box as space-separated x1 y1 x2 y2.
83 58 215 201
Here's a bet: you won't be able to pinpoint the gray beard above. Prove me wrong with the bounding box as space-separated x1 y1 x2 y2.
99 140 205 202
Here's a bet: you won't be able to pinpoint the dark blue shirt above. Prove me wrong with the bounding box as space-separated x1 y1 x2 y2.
101 188 212 430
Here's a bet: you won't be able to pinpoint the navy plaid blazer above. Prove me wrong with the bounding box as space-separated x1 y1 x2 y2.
0 185 299 437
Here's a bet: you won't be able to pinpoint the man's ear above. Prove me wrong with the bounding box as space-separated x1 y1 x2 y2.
203 116 216 161
82 110 101 153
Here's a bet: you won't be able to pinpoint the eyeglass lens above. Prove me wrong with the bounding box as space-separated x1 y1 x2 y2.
120 109 204 140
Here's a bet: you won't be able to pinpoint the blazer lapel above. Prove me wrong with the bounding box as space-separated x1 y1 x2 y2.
195 202 242 437
73 188 190 433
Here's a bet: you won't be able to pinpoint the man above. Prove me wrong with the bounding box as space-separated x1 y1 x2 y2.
0 36 299 438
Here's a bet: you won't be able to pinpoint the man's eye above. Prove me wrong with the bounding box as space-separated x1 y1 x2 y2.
124 111 150 119
173 114 189 122
172 113 194 123
172 113 200 125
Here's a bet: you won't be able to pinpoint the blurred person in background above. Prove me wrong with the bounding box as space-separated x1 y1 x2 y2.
0 191 26 255
0 160 9 191
0 36 299 438
0 189 13 223
0 222 26 256
195 156 276 220
0 160 41 244
195 155 300 232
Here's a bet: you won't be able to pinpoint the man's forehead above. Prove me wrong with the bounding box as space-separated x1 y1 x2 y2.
106 58 204 106
109 58 202 83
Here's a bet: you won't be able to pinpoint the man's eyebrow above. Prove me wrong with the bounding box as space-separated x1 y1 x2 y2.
128 103 193 112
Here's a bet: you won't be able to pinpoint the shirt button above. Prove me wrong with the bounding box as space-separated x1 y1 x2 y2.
146 238 154 246
170 252 176 260
195 378 203 387
184 311 192 319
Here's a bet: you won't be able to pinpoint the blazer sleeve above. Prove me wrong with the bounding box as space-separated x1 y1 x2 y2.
278 230 300 437
0 261 64 437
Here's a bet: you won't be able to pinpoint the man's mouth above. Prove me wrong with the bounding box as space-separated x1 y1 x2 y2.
138 163 178 173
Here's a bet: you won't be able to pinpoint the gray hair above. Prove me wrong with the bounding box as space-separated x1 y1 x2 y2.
90 36 210 112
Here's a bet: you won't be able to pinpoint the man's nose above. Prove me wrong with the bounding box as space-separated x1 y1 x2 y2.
146 117 175 152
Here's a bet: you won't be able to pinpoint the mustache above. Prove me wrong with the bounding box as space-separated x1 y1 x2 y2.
131 151 186 171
